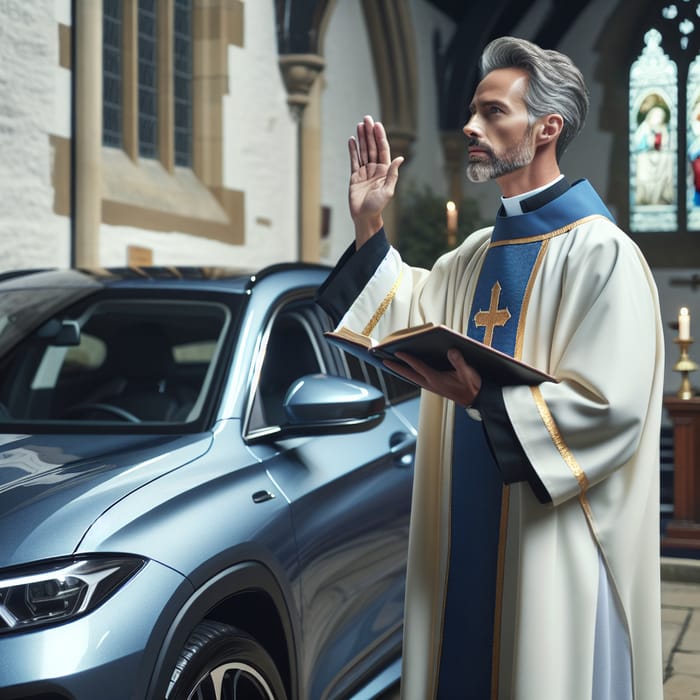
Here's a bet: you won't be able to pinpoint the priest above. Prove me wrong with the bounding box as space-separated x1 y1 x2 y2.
317 37 664 700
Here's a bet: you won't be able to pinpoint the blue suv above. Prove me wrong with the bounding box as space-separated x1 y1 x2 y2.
0 265 418 700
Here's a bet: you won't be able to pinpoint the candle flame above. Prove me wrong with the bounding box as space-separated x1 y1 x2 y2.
446 201 456 212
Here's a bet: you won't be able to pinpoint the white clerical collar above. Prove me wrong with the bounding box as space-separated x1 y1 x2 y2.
500 174 565 216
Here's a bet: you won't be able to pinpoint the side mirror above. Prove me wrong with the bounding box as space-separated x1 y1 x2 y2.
36 319 81 347
274 374 385 439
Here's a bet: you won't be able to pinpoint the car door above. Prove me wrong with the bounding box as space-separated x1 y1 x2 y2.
245 297 415 699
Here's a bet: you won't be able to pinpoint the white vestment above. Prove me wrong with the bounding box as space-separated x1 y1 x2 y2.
323 180 664 699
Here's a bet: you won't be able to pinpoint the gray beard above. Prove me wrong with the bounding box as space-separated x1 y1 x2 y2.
466 136 535 183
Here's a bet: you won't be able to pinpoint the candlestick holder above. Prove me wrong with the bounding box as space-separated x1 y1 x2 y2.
673 337 698 399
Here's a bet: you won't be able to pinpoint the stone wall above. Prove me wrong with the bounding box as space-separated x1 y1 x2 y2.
0 0 70 270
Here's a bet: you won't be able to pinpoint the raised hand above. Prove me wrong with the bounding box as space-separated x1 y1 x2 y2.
348 115 404 248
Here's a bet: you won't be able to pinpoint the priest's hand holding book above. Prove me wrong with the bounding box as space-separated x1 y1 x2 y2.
385 348 483 408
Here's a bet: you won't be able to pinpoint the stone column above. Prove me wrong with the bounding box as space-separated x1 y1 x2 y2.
279 54 325 262
74 0 103 267
383 126 415 243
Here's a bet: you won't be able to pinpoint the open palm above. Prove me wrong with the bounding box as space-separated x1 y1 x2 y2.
348 116 404 242
349 161 399 220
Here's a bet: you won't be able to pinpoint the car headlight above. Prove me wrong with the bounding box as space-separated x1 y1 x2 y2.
0 556 145 634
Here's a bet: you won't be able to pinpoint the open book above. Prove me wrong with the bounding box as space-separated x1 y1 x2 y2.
325 323 557 386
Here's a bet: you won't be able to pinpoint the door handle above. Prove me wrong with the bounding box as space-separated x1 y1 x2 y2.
390 431 415 468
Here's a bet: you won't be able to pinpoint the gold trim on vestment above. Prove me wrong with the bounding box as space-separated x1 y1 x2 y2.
529 393 637 696
578 493 595 523
514 239 549 360
488 214 608 248
361 266 404 336
531 386 590 492
530 362 637 685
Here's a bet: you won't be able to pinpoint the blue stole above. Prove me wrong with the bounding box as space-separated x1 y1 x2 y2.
436 180 612 698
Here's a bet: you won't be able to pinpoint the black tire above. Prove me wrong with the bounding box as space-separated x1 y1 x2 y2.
166 620 288 700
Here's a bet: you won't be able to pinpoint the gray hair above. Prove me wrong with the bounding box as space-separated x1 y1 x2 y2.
480 37 589 160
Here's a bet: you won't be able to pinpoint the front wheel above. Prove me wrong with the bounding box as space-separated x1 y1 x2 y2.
167 620 288 700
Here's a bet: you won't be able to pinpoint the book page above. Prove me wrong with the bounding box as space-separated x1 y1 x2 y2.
329 327 376 348
380 322 436 343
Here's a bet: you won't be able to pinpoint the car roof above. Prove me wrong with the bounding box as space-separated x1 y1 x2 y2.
0 263 331 294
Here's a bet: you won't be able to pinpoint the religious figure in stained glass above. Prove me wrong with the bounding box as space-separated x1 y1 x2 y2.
629 28 677 232
687 97 700 205
628 2 700 234
632 94 674 205
687 56 700 229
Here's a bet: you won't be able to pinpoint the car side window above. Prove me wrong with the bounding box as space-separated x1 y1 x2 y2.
246 297 419 435
249 305 325 430
336 342 419 406
381 369 420 404
0 297 233 427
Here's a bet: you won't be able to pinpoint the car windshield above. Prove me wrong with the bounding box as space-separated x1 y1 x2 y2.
0 283 241 431
0 270 102 357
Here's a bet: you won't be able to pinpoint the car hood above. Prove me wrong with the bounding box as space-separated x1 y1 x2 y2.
0 431 213 567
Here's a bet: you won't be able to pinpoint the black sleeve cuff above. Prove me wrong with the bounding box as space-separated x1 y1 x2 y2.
315 229 390 325
474 382 551 504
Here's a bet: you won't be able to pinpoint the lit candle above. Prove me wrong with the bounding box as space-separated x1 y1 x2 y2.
446 201 457 246
679 307 691 340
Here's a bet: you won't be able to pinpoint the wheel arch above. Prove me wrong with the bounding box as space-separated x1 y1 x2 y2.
146 561 299 700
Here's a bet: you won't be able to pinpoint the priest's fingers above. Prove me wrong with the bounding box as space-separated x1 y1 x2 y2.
373 120 391 165
348 137 361 174
392 351 435 378
364 115 378 164
383 358 426 388
356 118 371 168
391 350 482 406
389 352 442 391
447 349 482 397
384 156 405 196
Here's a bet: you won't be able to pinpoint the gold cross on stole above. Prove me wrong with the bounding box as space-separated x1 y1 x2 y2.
473 281 511 346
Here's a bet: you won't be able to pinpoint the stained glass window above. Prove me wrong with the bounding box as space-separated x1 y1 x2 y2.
630 2 700 234
629 29 678 232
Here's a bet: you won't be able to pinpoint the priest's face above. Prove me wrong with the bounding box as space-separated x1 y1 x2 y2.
463 67 537 183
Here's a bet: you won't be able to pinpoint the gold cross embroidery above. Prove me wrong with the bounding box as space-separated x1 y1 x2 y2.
473 281 511 346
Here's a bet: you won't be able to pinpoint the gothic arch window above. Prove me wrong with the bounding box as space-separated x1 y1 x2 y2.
629 3 700 236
